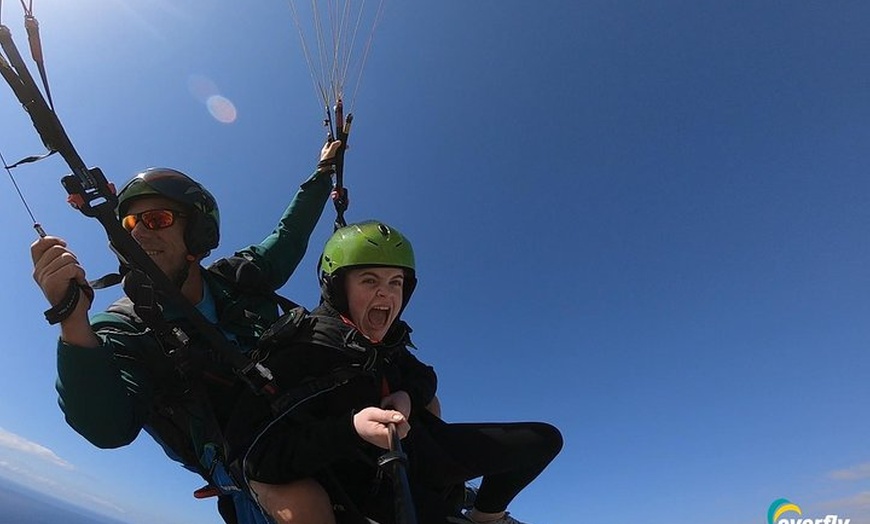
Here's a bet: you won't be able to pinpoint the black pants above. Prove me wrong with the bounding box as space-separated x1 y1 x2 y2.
352 411 563 524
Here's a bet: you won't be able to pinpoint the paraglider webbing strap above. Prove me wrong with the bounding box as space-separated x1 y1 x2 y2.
317 158 347 230
0 23 89 176
334 193 348 230
333 123 350 230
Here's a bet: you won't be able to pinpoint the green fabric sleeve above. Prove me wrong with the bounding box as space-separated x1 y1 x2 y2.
56 313 155 449
237 170 333 291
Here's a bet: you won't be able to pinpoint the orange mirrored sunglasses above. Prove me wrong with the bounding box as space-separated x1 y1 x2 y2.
121 209 186 232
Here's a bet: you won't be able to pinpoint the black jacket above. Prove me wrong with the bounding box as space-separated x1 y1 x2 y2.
225 302 437 485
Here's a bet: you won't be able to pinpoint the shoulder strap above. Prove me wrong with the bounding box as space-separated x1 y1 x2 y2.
207 254 300 313
101 296 222 483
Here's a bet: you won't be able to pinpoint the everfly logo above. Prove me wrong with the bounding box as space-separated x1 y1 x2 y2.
767 499 850 524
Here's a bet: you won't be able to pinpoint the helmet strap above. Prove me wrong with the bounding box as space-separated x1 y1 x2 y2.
320 271 349 317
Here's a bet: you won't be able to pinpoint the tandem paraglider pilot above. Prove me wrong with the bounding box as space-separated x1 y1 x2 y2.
31 140 342 524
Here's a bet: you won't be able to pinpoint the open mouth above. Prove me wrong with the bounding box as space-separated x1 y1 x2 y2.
367 306 391 328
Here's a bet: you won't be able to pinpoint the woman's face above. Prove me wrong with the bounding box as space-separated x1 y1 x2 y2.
344 266 405 342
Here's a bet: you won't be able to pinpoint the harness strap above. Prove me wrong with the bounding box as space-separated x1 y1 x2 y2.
269 367 368 416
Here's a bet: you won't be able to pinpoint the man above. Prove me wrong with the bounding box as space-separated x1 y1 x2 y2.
31 141 341 524
226 221 563 524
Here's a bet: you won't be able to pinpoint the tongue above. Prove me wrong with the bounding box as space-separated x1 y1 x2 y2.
368 308 389 328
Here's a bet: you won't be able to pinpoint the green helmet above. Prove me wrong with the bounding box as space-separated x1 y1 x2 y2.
117 168 220 257
321 221 415 275
319 221 417 315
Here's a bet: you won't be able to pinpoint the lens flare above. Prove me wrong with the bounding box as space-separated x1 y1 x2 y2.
187 74 236 124
206 95 237 124
187 74 219 103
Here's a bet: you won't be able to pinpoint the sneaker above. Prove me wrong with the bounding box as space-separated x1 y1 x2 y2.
463 511 529 524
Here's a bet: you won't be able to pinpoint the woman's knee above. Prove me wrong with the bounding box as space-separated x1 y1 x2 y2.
529 422 564 461
250 478 336 524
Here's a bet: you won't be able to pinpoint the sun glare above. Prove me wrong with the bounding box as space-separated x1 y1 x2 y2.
207 95 237 124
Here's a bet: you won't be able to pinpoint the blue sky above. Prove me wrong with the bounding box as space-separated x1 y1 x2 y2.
1 1 869 523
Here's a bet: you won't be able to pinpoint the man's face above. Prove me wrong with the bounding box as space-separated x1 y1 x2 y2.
344 266 405 342
123 196 190 282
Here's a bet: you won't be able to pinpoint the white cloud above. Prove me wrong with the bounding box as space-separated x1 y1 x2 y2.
0 460 127 517
0 427 73 470
818 490 870 521
0 460 66 490
829 462 870 481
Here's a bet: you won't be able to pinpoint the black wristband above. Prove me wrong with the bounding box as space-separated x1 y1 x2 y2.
44 281 86 325
316 158 337 174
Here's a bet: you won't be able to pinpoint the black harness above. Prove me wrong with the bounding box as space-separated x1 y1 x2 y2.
102 256 408 519
99 256 294 492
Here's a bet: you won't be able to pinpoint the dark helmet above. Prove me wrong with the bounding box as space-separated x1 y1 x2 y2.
319 220 417 316
117 168 220 257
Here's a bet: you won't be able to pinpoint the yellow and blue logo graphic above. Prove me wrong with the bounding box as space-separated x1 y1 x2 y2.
768 499 802 524
767 498 850 524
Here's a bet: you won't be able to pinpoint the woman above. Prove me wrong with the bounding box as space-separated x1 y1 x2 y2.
226 221 562 524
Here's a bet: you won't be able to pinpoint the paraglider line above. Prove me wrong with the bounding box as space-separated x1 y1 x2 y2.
349 0 384 109
1 148 41 231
